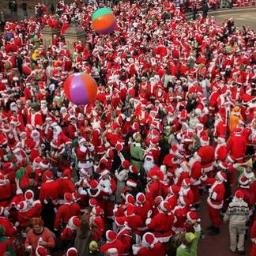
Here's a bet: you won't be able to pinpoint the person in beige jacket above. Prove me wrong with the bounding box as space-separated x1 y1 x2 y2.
224 190 250 255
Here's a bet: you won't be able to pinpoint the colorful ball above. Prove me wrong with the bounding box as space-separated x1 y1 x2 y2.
92 7 116 34
63 72 98 105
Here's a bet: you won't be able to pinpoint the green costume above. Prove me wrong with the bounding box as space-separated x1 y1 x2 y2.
176 232 200 256
130 142 145 171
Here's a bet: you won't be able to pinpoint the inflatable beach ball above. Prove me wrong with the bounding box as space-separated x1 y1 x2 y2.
63 72 98 105
92 7 116 34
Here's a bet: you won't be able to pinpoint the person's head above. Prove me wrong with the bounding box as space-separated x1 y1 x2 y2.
182 232 196 246
31 217 44 234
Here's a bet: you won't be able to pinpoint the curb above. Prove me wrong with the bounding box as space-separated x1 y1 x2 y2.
186 6 256 20
209 7 256 16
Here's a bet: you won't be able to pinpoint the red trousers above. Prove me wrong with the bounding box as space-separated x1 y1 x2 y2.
207 203 222 228
250 245 256 256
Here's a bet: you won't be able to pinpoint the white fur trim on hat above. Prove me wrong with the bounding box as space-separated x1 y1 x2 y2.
107 248 118 254
126 179 137 188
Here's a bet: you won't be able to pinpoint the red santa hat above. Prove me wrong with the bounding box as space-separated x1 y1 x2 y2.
239 176 250 188
126 204 135 217
92 206 104 216
142 232 156 248
63 168 72 178
40 159 49 170
67 216 81 230
66 248 78 256
216 171 227 182
106 230 117 242
179 109 187 121
36 246 47 256
115 142 123 152
25 190 34 201
64 192 73 203
115 216 126 227
148 166 164 181
89 198 98 208
136 193 146 204
200 134 209 146
182 178 191 187
126 179 137 188
125 194 135 204
219 161 229 170
121 160 130 169
234 190 244 200
169 185 180 195
42 170 54 182
158 200 169 213
17 201 27 211
186 211 201 223
129 165 138 174
105 148 115 159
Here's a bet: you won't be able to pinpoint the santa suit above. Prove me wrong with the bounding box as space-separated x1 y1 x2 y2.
57 177 76 199
17 200 42 228
0 236 14 256
90 215 105 242
100 238 125 255
227 130 247 162
27 111 43 129
39 179 60 204
98 177 117 218
215 142 228 162
0 178 13 207
207 180 225 228
126 213 144 233
146 211 174 242
54 202 80 230
75 143 94 175
214 118 227 139
136 242 166 256
188 156 202 203
0 216 17 237
197 146 215 173
173 204 189 232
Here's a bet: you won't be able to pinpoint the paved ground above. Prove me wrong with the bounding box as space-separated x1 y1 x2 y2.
212 8 256 29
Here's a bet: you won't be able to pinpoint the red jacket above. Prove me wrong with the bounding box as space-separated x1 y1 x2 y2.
54 203 80 229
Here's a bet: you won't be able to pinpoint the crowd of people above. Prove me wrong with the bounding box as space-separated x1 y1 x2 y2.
0 0 256 255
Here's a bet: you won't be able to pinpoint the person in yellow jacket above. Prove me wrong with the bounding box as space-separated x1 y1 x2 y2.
229 106 243 133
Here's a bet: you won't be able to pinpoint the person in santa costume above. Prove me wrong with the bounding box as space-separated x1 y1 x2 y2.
65 247 78 256
227 127 248 163
50 124 71 161
54 192 80 231
0 225 16 256
203 171 227 235
75 137 95 177
61 216 81 241
16 189 42 229
100 230 126 255
146 199 174 243
133 232 166 256
0 173 13 207
39 170 60 205
89 206 105 242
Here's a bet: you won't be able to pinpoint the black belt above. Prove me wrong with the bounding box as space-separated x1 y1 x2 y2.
131 156 142 162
